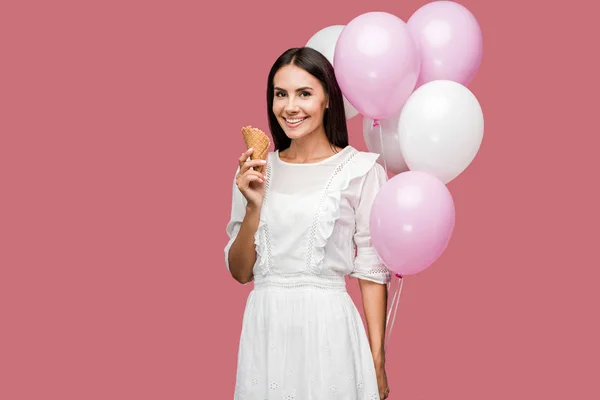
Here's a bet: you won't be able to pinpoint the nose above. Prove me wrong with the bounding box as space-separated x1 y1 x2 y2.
284 97 300 114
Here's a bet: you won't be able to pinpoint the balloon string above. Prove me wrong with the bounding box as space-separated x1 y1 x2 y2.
375 117 395 349
385 274 403 352
374 119 388 176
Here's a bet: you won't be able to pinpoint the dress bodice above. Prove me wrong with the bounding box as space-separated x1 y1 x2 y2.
225 145 391 285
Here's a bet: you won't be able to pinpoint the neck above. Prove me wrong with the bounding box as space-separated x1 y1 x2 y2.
285 130 336 163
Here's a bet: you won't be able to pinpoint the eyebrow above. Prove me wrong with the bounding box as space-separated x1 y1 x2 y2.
274 86 313 92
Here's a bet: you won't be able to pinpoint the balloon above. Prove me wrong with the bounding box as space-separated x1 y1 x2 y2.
362 113 409 176
334 12 420 120
398 80 483 184
306 25 359 120
407 1 483 87
370 171 455 276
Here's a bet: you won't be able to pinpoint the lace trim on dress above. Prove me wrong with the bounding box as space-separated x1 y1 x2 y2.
353 247 391 278
307 149 380 275
254 155 273 276
253 273 347 291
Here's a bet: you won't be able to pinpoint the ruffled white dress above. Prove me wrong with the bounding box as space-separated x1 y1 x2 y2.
224 145 392 400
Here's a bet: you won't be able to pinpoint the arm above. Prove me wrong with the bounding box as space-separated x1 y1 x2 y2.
224 166 260 284
359 279 388 368
350 163 392 367
227 205 260 284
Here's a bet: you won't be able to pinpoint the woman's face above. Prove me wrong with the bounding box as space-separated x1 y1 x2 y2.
272 64 328 141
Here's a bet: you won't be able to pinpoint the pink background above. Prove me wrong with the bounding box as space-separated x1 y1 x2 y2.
1 0 598 398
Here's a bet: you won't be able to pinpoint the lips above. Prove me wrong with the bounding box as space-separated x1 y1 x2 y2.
285 117 307 123
283 116 308 128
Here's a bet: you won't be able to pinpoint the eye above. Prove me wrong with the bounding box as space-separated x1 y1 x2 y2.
300 91 311 97
275 91 286 98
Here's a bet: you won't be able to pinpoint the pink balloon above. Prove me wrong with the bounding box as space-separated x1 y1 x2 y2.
407 1 483 87
370 171 455 276
334 12 420 120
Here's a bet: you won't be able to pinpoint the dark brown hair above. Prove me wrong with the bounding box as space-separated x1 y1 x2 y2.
266 47 349 151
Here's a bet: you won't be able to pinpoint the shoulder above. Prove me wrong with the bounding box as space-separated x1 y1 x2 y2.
351 148 380 163
339 149 386 207
336 147 385 193
348 149 387 193
346 148 384 178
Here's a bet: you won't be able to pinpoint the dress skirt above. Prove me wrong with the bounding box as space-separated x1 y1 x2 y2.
233 274 380 400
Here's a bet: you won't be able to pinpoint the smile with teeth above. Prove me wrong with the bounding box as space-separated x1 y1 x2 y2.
284 117 308 127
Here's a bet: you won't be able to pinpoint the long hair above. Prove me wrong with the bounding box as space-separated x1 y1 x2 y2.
266 47 349 151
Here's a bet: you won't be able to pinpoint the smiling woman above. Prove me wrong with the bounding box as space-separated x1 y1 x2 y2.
273 74 324 132
266 47 348 157
225 47 392 400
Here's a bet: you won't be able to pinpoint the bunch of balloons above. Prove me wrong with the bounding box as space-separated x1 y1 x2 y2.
306 1 484 277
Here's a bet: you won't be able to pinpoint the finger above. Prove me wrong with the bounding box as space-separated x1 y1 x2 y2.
242 166 267 181
244 174 265 185
241 159 267 174
243 169 265 179
244 170 266 183
237 174 263 190
238 148 254 168
237 170 264 184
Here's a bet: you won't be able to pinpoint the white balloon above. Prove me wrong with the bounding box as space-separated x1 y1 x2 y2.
363 113 409 175
306 25 359 120
398 80 484 183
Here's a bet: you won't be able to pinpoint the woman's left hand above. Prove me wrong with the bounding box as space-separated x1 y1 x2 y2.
375 363 390 399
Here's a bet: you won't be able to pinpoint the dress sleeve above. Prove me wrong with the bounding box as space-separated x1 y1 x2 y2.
224 166 247 271
350 162 392 284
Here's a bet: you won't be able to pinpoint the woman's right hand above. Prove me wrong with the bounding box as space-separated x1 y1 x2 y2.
236 148 267 209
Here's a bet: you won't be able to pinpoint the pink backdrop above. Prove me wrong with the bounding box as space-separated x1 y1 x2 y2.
1 0 598 399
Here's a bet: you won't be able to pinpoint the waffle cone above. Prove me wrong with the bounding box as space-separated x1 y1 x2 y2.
241 126 270 174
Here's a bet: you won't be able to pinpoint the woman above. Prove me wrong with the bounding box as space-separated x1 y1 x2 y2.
225 47 392 400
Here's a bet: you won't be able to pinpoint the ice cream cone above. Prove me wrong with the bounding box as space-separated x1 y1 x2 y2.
241 126 270 174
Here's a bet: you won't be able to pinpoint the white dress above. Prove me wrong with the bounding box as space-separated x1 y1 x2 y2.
224 145 392 400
